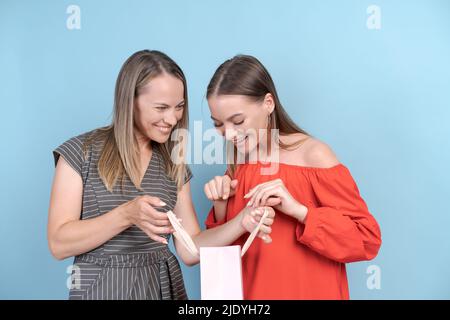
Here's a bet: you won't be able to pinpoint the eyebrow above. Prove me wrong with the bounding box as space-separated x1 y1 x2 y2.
153 100 185 107
210 113 244 122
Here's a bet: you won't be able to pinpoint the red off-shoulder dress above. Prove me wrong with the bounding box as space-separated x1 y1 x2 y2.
205 162 382 299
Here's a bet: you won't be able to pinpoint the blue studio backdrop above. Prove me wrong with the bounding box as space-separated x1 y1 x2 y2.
1 0 449 299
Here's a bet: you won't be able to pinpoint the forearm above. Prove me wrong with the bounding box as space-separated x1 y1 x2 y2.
213 200 228 222
49 207 131 260
179 211 246 265
291 203 308 223
194 212 246 247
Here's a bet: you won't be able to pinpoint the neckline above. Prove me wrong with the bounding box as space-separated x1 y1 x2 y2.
142 146 157 178
239 161 345 171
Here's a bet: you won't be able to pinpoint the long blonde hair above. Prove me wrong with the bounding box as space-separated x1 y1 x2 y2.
84 50 189 192
206 55 309 177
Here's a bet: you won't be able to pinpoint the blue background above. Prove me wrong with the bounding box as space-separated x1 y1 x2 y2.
1 0 449 299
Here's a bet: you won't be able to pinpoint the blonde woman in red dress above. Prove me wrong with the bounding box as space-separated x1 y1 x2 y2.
203 55 382 299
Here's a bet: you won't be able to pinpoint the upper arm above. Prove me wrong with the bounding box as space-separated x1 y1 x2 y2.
48 156 83 237
302 139 340 168
172 181 201 237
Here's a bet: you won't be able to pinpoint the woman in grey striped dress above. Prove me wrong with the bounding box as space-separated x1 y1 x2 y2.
47 50 275 300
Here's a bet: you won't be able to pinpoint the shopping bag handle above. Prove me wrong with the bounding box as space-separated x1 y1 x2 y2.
167 210 200 257
241 208 269 257
167 208 270 258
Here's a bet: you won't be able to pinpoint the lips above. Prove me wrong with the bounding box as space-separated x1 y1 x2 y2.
154 124 172 133
233 136 248 146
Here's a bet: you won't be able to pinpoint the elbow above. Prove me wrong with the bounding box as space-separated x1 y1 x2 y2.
343 241 383 263
177 248 200 266
365 224 382 261
48 242 64 261
366 237 382 261
181 254 200 267
48 237 69 261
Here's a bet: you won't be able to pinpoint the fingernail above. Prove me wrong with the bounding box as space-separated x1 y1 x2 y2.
163 240 168 245
160 201 166 206
251 217 256 224
246 201 252 207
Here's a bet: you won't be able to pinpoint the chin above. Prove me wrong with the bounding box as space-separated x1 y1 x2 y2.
147 130 172 144
152 136 171 144
235 143 258 159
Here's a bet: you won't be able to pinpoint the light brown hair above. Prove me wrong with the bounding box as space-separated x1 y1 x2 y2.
207 54 309 176
85 50 189 191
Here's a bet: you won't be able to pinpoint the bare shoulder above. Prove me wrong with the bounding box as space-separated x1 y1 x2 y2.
278 133 340 168
301 138 340 168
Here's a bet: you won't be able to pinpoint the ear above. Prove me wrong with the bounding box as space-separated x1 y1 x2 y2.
263 93 275 114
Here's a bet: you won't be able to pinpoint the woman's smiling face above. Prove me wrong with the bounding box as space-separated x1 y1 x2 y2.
207 94 274 155
134 73 185 144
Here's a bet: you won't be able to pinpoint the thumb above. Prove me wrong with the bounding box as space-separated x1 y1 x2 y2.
143 195 166 207
230 179 238 189
265 197 281 207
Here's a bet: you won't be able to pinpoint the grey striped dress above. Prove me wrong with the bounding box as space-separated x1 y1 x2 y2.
53 129 192 300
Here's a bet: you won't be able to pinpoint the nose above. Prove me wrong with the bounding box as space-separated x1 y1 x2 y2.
163 109 178 127
224 126 237 141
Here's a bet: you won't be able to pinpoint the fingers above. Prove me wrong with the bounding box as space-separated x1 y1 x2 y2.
148 233 169 245
207 180 220 200
204 183 213 201
260 191 278 208
245 180 281 207
253 215 274 226
205 176 234 201
142 221 174 235
244 185 260 199
222 176 232 200
265 197 282 207
150 218 171 227
251 207 275 230
142 203 170 221
244 182 266 199
259 224 272 234
244 179 278 199
262 206 276 218
228 179 238 198
248 207 275 244
257 231 272 244
230 179 238 190
248 184 280 207
248 210 272 234
139 223 172 245
214 176 223 198
141 195 166 207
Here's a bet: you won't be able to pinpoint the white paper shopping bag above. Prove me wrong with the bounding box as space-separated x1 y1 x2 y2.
166 209 269 300
200 245 243 300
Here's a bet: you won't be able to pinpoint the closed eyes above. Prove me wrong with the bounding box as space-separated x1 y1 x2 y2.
213 120 244 128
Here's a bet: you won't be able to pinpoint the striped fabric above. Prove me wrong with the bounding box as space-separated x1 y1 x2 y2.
53 129 192 300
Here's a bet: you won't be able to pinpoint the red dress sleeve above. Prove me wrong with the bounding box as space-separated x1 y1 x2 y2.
296 165 382 263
